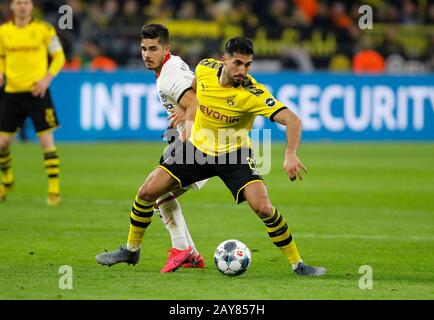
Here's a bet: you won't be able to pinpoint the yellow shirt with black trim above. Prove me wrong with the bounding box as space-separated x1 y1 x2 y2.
0 19 65 93
190 58 287 156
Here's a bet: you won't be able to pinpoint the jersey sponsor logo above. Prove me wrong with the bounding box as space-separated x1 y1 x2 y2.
265 98 276 107
5 46 40 53
199 105 240 123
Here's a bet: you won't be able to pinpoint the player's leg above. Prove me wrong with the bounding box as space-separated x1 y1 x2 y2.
155 142 209 271
242 181 301 266
96 140 212 268
171 182 208 269
156 192 190 250
243 182 326 276
155 191 195 272
96 167 180 266
28 90 61 206
0 133 14 201
0 93 23 201
128 167 180 250
38 131 61 206
156 188 205 271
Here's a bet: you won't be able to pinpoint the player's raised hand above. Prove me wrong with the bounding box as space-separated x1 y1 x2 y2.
284 154 308 181
167 107 186 128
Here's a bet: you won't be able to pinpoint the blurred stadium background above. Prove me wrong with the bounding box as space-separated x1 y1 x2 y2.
1 0 433 73
1 0 433 300
1 0 433 142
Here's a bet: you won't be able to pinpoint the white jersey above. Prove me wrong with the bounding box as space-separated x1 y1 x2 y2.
155 54 207 192
156 54 194 132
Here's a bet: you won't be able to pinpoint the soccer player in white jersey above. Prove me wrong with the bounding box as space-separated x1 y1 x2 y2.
96 24 206 272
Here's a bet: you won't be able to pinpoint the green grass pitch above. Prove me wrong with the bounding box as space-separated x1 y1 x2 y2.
0 142 433 300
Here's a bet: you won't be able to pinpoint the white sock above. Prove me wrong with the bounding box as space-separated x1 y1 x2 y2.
158 194 189 250
126 243 140 252
180 211 199 256
292 260 303 271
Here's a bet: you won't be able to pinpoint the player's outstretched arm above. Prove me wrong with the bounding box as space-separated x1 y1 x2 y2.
272 108 308 181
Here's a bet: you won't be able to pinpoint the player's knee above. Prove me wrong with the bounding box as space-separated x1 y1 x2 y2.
252 202 274 219
137 184 159 203
0 136 11 149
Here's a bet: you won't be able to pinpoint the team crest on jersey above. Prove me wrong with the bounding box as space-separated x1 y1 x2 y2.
265 98 276 107
226 95 236 107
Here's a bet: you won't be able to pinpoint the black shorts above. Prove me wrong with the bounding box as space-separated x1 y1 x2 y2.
159 140 264 204
0 90 60 135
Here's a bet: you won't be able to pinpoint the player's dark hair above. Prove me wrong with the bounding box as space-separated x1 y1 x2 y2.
224 37 254 56
141 24 169 45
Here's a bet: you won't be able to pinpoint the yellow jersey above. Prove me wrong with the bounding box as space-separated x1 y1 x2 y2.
0 19 65 93
190 58 287 156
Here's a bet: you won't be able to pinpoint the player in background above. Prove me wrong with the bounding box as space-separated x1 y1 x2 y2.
0 0 65 206
96 24 206 272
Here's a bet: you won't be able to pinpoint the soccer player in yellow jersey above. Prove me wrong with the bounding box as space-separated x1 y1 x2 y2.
0 0 65 206
96 37 326 276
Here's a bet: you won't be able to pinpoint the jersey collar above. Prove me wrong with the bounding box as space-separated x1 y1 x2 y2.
155 54 171 79
12 17 34 28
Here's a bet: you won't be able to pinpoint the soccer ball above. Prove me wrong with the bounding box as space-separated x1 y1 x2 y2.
214 239 251 277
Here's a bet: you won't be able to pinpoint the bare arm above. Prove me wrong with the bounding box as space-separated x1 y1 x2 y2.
167 83 197 141
179 89 197 140
33 50 65 98
272 108 308 181
192 76 197 92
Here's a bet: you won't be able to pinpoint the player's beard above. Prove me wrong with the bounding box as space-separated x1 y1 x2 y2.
220 68 244 87
232 75 244 87
144 61 156 70
145 57 164 71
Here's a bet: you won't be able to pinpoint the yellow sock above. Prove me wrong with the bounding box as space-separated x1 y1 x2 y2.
0 148 14 187
43 148 60 194
262 208 301 265
127 196 154 248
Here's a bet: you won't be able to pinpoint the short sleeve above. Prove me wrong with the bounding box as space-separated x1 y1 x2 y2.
162 68 194 103
247 81 288 121
172 70 194 103
195 59 222 83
